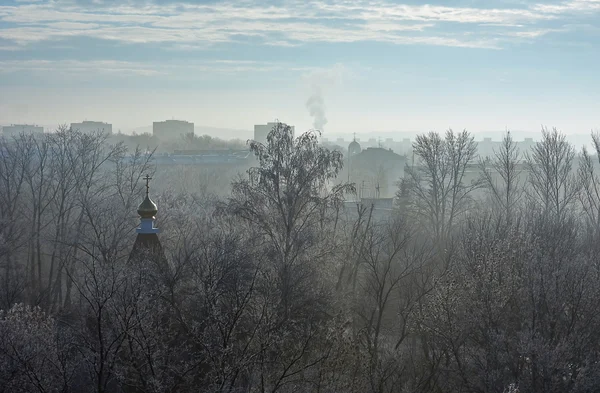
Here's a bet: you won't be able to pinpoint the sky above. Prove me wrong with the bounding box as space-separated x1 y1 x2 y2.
0 0 598 137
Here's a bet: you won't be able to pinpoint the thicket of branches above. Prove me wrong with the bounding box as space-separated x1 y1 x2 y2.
1 123 600 393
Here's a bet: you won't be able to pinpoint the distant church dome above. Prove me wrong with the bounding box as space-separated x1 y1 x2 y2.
348 140 361 156
137 195 158 219
130 175 165 264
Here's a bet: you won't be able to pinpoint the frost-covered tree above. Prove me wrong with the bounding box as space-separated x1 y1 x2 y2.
401 129 479 244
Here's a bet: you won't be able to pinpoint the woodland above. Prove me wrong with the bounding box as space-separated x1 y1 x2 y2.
1 123 600 393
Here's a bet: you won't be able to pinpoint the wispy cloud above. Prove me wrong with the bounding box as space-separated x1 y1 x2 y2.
0 0 598 49
0 59 164 76
502 27 567 37
0 45 23 51
0 59 320 77
532 0 600 13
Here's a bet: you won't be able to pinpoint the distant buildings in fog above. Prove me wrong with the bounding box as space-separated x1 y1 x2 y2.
345 137 406 199
333 134 540 202
326 136 413 155
324 135 538 158
153 120 194 140
70 121 112 134
1 124 44 137
253 122 295 145
476 137 535 158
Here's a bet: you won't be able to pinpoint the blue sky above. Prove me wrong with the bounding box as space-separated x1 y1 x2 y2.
0 0 598 136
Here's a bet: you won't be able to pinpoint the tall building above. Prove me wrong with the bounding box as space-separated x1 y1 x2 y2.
153 120 194 140
70 121 112 134
129 175 166 263
2 124 43 136
253 122 295 144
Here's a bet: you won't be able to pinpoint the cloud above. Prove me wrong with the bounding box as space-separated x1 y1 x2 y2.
0 0 598 49
532 0 600 13
502 27 567 37
0 59 164 76
0 45 23 51
0 59 319 77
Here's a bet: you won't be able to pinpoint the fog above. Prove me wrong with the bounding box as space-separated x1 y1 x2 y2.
1 0 600 392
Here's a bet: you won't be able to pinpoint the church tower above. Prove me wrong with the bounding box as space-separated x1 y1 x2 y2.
129 175 166 262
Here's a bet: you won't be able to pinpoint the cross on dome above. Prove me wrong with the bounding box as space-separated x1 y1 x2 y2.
143 174 152 197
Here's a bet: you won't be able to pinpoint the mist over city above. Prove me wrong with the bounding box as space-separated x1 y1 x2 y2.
1 0 600 392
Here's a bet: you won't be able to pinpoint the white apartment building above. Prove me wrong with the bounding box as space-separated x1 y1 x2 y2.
2 124 44 137
70 121 112 134
153 120 194 140
253 122 295 144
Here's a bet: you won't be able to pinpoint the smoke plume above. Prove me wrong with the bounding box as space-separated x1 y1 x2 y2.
303 63 346 133
306 86 327 132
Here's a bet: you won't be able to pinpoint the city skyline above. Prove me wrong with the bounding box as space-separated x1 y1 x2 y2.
4 119 599 154
0 0 598 134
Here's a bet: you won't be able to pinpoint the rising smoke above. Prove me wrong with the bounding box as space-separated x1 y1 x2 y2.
303 64 346 133
306 86 328 132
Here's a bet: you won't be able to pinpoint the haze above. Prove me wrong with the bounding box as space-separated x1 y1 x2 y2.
5 1 600 392
0 0 599 135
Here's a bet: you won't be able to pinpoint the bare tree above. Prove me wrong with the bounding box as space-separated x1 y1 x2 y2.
0 136 29 308
227 122 352 319
353 216 432 393
526 127 578 221
401 129 479 243
577 131 600 239
225 122 353 391
479 131 524 224
19 132 55 302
